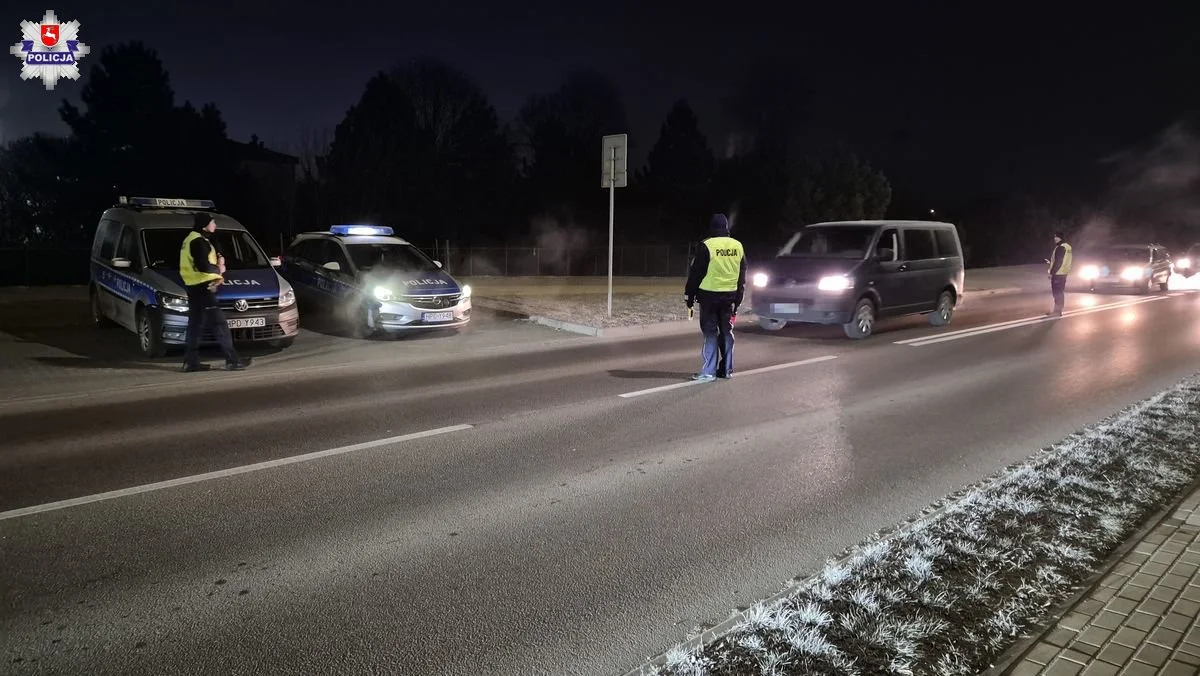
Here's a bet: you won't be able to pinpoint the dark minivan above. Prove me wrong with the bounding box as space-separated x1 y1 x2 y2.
749 220 965 339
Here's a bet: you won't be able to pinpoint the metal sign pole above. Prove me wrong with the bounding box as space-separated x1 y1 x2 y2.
608 147 615 317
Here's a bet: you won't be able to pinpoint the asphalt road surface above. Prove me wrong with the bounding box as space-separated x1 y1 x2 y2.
3 288 1200 675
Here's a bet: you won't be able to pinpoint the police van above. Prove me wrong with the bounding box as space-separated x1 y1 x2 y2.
89 196 300 357
279 225 471 337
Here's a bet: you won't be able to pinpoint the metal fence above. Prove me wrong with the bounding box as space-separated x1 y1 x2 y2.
0 244 699 287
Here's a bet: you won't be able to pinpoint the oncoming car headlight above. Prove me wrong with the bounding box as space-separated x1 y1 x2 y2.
817 275 852 292
159 293 189 313
373 285 395 301
1178 258 1192 270
1079 265 1099 280
1120 266 1144 281
751 272 769 288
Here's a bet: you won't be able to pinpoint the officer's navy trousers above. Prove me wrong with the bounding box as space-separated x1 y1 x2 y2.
184 284 239 367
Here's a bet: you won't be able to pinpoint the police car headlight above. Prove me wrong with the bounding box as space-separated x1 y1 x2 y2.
460 284 472 299
278 287 295 308
159 293 189 313
817 275 852 292
373 285 395 301
752 273 769 288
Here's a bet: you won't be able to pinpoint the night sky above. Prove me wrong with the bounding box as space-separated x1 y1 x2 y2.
3 2 1197 207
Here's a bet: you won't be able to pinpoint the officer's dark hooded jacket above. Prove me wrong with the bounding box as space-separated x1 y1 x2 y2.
685 214 748 306
188 213 222 277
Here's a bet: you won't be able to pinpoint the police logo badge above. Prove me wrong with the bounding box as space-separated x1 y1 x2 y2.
9 10 89 90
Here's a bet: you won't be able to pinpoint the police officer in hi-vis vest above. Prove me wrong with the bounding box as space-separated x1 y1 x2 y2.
179 213 249 372
685 214 747 381
1046 230 1073 317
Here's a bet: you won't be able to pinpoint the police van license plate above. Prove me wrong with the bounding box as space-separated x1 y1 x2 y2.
227 317 266 329
423 311 454 323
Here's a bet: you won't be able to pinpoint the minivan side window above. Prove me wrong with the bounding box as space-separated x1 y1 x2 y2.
903 229 937 261
933 229 959 258
96 220 121 261
875 229 899 262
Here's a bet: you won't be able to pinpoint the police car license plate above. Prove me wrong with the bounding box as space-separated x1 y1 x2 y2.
227 317 266 329
772 303 801 314
423 311 454 323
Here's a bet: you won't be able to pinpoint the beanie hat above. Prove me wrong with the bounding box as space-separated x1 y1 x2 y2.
193 212 214 231
1053 231 1065 240
710 213 730 234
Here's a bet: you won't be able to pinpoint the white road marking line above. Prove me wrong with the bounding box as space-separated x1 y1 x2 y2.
617 355 838 399
903 296 1171 347
893 296 1162 345
0 424 474 521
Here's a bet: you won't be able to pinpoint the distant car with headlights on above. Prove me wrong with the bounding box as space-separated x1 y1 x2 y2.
1172 243 1200 277
749 220 964 339
279 225 471 337
1076 244 1172 294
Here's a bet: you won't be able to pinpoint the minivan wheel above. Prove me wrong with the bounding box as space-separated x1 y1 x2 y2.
843 298 876 340
758 317 787 331
137 307 167 358
928 290 955 326
91 287 115 328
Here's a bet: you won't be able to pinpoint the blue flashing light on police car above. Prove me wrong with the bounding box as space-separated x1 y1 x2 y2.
280 224 471 338
329 225 395 237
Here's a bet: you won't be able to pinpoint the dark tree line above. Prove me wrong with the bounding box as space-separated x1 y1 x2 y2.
0 42 894 259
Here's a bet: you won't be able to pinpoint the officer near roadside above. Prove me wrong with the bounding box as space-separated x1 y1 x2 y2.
685 214 747 381
1046 230 1073 317
179 213 250 372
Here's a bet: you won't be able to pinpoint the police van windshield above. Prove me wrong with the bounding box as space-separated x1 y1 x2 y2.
779 226 877 258
142 228 272 270
346 243 439 273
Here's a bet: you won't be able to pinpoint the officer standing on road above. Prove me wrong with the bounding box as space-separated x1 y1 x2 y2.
1046 230 1073 317
179 213 250 372
685 214 747 381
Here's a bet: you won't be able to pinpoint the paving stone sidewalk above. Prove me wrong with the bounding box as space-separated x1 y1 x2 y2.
1003 485 1200 676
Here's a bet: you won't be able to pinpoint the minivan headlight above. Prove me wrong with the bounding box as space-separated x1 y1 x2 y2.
278 287 296 308
159 293 189 313
1120 266 1144 281
817 275 852 292
752 273 769 288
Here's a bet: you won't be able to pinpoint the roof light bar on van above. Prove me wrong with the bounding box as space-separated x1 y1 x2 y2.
118 196 217 209
329 225 394 236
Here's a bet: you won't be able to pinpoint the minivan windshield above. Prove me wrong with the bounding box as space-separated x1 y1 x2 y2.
1095 247 1150 263
143 228 272 270
779 226 877 258
346 243 440 273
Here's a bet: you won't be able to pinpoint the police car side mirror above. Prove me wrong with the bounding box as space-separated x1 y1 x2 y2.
322 261 341 272
433 260 443 268
112 258 132 269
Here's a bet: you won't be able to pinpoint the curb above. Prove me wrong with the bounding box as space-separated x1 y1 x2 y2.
980 474 1200 676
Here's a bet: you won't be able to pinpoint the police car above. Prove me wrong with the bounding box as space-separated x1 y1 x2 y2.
89 196 301 357
279 225 471 336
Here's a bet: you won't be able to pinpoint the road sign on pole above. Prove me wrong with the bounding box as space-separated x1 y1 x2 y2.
602 133 628 318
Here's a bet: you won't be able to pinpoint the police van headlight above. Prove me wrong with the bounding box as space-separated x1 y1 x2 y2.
373 285 395 301
159 293 189 313
278 287 296 308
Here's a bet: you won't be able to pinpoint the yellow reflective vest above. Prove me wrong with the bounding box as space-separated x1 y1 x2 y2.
179 231 223 287
699 236 744 292
1049 242 1073 276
